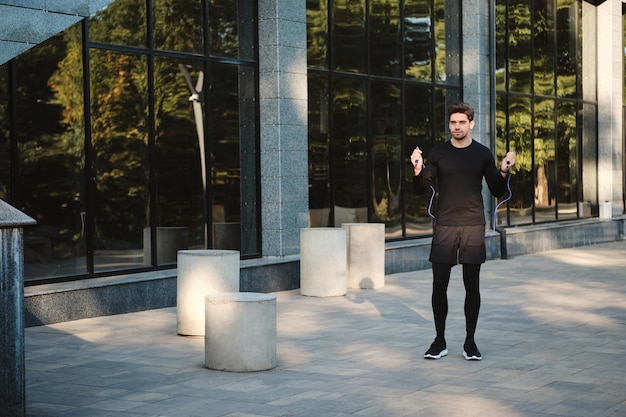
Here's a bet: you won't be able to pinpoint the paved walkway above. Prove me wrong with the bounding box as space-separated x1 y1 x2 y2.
26 241 626 417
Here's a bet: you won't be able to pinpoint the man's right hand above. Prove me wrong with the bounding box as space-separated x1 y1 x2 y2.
411 147 423 176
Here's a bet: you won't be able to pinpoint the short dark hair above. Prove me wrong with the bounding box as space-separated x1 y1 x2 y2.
448 102 474 121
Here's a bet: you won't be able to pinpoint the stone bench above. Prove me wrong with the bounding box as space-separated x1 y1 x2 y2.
177 250 240 336
204 292 276 372
299 227 347 297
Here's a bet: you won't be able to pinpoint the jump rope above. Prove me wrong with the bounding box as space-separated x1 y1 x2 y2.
413 147 513 230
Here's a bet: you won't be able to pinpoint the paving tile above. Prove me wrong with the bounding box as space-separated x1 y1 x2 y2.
24 241 626 417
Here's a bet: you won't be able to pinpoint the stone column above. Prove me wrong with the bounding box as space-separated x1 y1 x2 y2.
0 200 36 417
596 0 624 215
460 0 496 226
258 0 310 256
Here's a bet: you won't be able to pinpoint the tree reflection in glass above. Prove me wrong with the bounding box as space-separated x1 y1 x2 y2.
90 49 149 272
307 0 329 69
533 0 555 96
505 96 534 226
508 0 532 93
404 84 433 236
332 77 367 225
332 0 366 73
404 0 432 80
89 0 147 48
0 65 9 201
370 0 401 77
153 0 203 53
533 98 556 222
16 24 88 279
370 81 402 237
556 100 577 219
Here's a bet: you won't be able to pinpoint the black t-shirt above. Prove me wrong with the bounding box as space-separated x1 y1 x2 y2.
413 140 506 226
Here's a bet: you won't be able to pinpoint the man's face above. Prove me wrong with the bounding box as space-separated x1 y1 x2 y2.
449 112 474 141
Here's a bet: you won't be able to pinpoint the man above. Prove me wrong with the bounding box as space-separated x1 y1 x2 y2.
411 102 515 360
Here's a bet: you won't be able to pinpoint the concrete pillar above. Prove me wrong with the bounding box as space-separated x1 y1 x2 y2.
596 0 624 215
460 0 495 224
0 200 36 417
300 228 347 297
342 223 385 289
204 292 277 372
177 250 240 336
258 0 310 256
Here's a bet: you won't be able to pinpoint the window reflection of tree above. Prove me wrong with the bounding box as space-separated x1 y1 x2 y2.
534 99 556 220
370 0 400 77
332 0 366 73
332 79 367 220
307 0 329 69
506 96 533 225
371 83 401 226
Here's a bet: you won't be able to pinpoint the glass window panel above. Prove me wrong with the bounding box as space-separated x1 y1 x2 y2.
332 77 367 225
495 0 507 91
308 74 331 227
508 0 532 93
556 100 577 219
332 0 366 73
208 63 242 250
433 0 450 83
404 0 432 80
533 0 555 96
534 98 556 222
16 25 88 280
210 0 256 60
307 0 329 69
88 0 147 48
556 0 577 98
90 50 149 272
404 84 433 236
506 95 534 226
153 58 205 265
434 87 453 144
370 0 401 77
580 102 597 216
370 81 402 237
0 64 9 201
153 0 204 53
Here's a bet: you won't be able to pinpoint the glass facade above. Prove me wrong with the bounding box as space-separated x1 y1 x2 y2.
0 0 259 284
306 0 461 239
494 0 596 227
0 0 607 287
309 0 596 237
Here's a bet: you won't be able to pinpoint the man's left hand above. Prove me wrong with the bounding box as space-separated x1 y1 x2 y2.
501 151 515 173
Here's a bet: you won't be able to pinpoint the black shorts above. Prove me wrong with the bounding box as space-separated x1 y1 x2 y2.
429 224 486 265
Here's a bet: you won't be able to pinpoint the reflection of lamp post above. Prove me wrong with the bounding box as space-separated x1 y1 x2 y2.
179 64 208 244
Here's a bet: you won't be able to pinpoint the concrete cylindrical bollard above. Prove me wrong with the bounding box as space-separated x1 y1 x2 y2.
205 292 277 372
300 227 347 297
342 223 385 289
177 250 240 336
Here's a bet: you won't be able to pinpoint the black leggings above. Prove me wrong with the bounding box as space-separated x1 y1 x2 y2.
431 262 481 342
